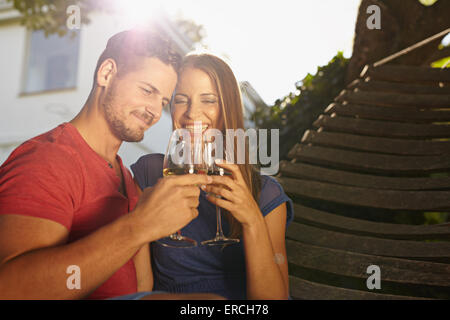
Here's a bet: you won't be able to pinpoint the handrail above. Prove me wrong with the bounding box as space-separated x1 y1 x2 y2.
373 28 450 67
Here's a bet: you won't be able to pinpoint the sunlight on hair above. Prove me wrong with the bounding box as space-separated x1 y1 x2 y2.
111 0 360 105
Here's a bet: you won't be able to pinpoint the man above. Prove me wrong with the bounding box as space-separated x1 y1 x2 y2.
0 29 217 299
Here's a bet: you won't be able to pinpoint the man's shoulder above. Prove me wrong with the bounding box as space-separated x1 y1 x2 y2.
1 123 81 171
28 123 79 153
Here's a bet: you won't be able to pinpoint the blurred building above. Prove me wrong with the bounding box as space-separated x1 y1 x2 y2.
240 81 267 128
0 1 262 168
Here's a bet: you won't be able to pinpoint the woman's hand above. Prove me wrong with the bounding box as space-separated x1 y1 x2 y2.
203 161 262 228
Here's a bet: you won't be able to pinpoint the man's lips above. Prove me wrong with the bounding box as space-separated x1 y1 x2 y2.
132 111 153 127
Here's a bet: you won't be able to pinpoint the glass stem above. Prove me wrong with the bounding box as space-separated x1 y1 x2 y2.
216 205 224 238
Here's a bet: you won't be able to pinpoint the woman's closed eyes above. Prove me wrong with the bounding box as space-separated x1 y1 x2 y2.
173 95 217 105
202 99 217 104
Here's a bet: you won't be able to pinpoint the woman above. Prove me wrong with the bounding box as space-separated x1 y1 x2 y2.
131 53 294 300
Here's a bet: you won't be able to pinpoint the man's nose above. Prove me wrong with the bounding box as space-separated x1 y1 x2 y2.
145 99 162 119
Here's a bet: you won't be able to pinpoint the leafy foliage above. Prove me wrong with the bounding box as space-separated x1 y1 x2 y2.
253 52 349 160
431 56 450 68
6 0 206 45
174 17 207 49
7 0 103 37
418 0 439 6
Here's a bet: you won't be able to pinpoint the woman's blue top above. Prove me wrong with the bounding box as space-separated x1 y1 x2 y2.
131 153 294 300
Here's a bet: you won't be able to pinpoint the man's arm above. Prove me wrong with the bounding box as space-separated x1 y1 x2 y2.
0 174 212 299
132 180 153 292
0 213 143 299
133 243 153 292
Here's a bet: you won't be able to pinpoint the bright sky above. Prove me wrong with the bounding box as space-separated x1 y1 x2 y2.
118 0 361 105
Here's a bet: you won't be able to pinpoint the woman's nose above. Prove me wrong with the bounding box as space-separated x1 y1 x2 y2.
185 101 202 119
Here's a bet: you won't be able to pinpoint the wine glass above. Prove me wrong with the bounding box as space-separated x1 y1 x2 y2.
157 130 204 248
201 141 240 246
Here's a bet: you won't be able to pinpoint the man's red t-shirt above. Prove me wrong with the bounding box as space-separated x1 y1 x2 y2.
0 123 139 299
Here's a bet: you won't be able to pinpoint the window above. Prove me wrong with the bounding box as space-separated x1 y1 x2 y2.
0 0 12 10
23 30 80 94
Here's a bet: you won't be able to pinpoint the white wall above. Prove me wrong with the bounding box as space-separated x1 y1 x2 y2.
0 12 173 169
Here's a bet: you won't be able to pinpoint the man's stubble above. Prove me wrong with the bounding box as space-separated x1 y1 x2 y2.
103 81 152 143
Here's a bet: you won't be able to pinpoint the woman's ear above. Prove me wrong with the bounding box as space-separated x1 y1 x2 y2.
96 58 117 88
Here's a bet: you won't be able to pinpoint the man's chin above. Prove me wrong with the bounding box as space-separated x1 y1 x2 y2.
116 125 145 143
123 131 145 143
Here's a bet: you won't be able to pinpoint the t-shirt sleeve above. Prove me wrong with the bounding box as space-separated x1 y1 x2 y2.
0 142 82 230
130 153 164 190
258 175 294 229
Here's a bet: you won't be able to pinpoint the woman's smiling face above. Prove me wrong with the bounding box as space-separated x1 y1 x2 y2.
171 67 223 135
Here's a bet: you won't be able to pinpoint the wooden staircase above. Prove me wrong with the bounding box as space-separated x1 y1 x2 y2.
280 64 450 299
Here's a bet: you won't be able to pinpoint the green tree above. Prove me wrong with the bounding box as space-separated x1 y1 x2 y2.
6 0 206 45
253 52 349 161
254 0 449 161
6 0 104 36
347 0 450 82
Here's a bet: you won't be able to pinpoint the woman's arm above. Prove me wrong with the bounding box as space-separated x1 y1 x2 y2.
241 203 289 300
133 179 154 292
205 163 289 300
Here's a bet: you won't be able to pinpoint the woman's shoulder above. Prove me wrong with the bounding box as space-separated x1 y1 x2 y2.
258 174 294 227
130 153 164 189
135 153 165 164
259 175 284 200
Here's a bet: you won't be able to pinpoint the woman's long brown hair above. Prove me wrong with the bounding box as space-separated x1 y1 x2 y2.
178 52 261 239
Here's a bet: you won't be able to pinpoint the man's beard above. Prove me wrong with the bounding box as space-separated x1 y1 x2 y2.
103 86 152 143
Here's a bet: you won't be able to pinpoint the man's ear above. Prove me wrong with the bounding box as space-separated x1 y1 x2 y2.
96 58 117 88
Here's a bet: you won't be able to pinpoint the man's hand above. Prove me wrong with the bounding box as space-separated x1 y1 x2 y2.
132 174 212 242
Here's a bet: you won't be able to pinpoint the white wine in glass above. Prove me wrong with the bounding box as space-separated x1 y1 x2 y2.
201 141 240 247
157 131 204 248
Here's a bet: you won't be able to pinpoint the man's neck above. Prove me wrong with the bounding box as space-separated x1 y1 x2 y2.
70 90 122 165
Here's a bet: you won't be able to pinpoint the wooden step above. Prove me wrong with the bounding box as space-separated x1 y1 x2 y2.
287 222 450 260
348 79 450 95
280 161 450 190
289 144 450 174
298 130 450 156
289 276 425 300
335 90 450 108
290 203 450 240
286 240 450 287
314 115 450 139
325 102 450 123
281 177 450 211
362 65 450 83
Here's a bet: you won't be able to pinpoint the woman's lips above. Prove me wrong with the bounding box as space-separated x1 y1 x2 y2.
181 124 209 139
184 124 209 131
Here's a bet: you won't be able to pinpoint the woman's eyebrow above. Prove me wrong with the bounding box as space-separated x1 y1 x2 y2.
200 93 218 97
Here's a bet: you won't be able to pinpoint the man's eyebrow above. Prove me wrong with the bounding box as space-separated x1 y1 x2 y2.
139 81 170 103
139 81 158 93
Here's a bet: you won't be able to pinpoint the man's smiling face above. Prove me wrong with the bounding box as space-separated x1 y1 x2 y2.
103 56 178 142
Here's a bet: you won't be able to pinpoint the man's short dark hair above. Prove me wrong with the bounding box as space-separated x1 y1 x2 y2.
92 28 182 87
